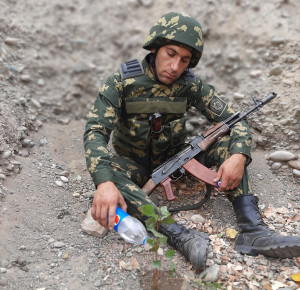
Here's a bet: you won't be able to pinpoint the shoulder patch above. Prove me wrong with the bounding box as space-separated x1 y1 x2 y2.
207 95 227 117
120 59 144 79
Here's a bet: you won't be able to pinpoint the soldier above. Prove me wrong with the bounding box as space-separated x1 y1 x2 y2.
84 12 300 270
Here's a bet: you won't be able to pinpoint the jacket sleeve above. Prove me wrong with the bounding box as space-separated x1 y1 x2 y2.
191 79 252 164
83 72 122 186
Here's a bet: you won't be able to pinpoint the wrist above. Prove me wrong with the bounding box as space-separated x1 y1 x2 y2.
232 153 247 163
97 181 114 189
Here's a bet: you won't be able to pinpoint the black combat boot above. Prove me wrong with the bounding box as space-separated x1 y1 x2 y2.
159 221 209 270
233 194 300 258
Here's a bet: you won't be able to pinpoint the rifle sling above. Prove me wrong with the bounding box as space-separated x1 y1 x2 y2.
168 185 212 213
167 158 217 212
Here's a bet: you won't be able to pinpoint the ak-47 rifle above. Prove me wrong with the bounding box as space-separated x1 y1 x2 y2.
142 92 277 202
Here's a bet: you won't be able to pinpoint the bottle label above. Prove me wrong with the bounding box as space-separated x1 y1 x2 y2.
114 207 129 231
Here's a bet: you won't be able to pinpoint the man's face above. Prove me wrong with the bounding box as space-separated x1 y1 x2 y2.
151 45 192 85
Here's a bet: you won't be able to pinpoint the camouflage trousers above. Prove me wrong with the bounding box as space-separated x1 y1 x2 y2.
110 135 251 221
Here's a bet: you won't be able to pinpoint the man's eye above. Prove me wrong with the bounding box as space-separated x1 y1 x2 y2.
167 52 175 57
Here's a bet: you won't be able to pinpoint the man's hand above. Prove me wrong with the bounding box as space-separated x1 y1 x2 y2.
213 153 247 192
91 181 127 230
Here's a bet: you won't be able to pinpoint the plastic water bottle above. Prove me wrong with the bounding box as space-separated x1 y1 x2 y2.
113 207 148 245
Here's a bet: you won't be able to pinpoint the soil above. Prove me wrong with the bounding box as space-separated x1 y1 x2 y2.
0 0 300 289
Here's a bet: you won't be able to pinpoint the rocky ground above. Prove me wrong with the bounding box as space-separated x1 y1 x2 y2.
0 0 300 289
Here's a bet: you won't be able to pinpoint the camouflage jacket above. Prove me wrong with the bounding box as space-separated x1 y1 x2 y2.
84 56 252 186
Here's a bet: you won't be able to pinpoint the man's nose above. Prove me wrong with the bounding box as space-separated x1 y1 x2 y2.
171 58 180 72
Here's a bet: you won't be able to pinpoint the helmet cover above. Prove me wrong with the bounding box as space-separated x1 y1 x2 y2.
143 12 204 68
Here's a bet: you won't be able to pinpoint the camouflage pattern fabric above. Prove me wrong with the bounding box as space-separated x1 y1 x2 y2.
83 56 252 216
143 12 204 68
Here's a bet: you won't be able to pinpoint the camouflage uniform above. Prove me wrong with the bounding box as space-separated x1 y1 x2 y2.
83 12 252 221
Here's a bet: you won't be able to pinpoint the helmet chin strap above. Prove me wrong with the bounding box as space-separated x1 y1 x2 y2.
148 48 160 82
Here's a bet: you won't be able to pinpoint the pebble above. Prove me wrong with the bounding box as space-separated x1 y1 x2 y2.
0 268 7 273
39 137 48 146
270 37 285 46
250 70 262 78
269 65 282 76
283 79 294 86
285 54 297 63
2 151 12 159
53 242 65 248
60 176 68 183
191 214 206 224
31 98 41 108
4 37 19 46
287 160 300 170
55 180 63 187
292 169 300 177
137 0 153 7
21 139 31 147
94 280 101 287
60 171 70 177
268 151 296 162
271 162 282 170
199 264 220 282
233 93 245 100
20 74 31 83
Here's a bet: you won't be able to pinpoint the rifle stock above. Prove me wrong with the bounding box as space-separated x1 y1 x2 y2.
142 178 156 195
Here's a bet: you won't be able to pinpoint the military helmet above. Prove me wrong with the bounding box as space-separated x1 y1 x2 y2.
143 12 204 68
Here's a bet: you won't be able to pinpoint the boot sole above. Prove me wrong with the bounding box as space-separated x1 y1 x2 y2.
235 243 300 258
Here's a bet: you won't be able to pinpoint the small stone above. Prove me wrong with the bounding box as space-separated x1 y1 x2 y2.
39 137 48 146
138 0 153 7
2 151 12 159
0 268 7 273
31 98 41 108
21 139 31 147
292 169 300 178
20 74 31 83
55 180 63 187
287 160 300 170
198 264 220 282
250 70 262 78
271 162 282 170
73 192 80 197
60 176 68 183
60 171 70 177
233 93 245 100
268 151 296 162
81 209 108 238
4 37 19 46
37 79 45 86
271 37 285 46
285 54 297 63
19 150 29 157
269 65 282 76
94 280 101 287
53 242 65 248
191 214 206 224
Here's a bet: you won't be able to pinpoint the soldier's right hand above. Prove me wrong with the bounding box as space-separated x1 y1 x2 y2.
91 181 127 230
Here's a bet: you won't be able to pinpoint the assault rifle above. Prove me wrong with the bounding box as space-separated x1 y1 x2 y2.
142 92 277 202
